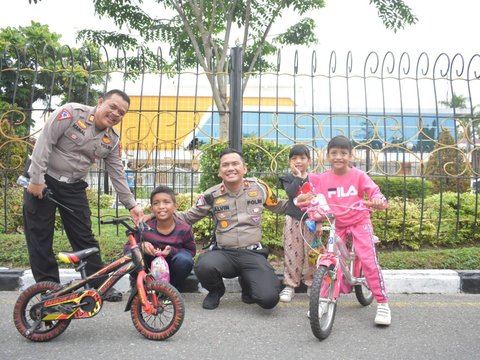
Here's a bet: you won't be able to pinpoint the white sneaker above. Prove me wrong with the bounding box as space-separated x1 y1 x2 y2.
279 286 295 302
375 303 391 326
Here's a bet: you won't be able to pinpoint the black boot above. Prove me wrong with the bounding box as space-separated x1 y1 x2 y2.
202 284 226 310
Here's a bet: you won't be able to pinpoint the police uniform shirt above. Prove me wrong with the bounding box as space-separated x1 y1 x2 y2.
28 103 136 210
177 178 287 248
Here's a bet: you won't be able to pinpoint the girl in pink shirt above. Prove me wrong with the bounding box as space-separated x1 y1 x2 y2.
298 135 391 326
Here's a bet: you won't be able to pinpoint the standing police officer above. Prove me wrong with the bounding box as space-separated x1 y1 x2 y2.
177 148 287 310
23 89 144 301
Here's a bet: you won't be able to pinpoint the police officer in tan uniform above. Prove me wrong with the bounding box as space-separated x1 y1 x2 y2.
176 148 287 310
23 89 144 302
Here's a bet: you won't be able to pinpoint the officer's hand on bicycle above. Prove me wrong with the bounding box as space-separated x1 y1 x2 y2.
129 205 145 226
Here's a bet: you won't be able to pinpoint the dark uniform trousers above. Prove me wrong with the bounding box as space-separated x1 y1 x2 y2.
194 248 281 309
23 174 104 286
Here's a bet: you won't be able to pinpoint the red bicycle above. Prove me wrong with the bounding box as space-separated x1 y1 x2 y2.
13 218 185 342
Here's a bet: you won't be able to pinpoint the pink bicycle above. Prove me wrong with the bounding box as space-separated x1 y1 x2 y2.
300 195 376 340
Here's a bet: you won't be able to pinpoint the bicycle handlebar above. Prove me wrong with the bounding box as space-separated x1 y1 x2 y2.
100 217 150 234
303 197 374 222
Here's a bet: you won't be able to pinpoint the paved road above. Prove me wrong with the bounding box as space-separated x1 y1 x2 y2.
1 291 479 360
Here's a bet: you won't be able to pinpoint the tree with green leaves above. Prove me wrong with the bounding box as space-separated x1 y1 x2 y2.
439 92 480 145
424 128 471 193
0 22 106 183
29 0 418 140
439 93 467 110
0 21 105 127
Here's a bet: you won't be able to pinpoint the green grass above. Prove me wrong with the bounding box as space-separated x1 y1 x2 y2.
379 246 480 270
1 232 480 270
1 208 479 270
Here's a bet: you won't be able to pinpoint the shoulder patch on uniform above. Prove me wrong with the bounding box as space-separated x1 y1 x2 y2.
257 178 279 206
196 195 206 207
57 108 72 121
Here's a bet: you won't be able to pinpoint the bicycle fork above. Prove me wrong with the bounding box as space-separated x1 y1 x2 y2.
316 232 342 303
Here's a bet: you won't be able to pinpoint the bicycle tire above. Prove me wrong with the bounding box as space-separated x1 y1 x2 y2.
354 268 374 306
309 265 337 340
13 281 71 342
131 280 185 340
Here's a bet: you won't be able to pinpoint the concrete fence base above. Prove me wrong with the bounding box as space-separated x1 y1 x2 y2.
2 268 479 294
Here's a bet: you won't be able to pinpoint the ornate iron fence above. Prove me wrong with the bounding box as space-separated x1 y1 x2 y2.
1 44 479 243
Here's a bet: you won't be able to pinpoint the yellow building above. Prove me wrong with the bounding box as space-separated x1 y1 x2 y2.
116 95 295 153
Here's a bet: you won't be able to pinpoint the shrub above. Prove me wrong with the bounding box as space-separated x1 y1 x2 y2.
86 188 115 209
424 129 471 193
422 191 480 246
197 138 289 191
371 192 480 250
0 186 24 233
371 197 436 250
373 176 433 199
0 105 31 184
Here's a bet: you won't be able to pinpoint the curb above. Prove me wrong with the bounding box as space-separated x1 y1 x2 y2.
1 268 479 294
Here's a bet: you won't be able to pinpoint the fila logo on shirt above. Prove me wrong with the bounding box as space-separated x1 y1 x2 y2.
327 185 358 198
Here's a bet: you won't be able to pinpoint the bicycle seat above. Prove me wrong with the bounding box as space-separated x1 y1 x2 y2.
57 247 100 264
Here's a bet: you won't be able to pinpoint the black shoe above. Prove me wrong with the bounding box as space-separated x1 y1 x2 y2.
103 287 123 302
202 286 225 310
241 292 255 305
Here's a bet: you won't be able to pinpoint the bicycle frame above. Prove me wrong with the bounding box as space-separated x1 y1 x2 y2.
303 194 378 340
14 218 186 342
316 214 369 302
37 220 160 321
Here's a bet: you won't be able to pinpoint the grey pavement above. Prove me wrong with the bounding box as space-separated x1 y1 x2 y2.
1 291 480 360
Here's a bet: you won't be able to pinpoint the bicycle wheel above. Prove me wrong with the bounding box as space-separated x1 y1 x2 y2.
13 281 71 342
131 280 185 340
309 265 337 340
354 268 374 306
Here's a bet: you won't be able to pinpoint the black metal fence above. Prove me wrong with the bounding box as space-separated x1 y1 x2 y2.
1 44 479 243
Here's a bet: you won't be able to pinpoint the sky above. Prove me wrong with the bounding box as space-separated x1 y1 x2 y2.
2 0 479 58
2 0 480 112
